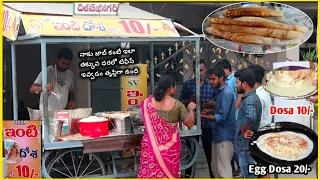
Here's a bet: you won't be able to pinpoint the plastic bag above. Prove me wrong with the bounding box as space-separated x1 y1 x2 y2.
27 107 41 120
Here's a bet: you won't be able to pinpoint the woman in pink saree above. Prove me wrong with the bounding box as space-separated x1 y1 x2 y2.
138 74 196 178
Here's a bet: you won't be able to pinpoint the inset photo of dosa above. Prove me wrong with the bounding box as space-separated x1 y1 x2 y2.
4 139 23 164
202 2 314 54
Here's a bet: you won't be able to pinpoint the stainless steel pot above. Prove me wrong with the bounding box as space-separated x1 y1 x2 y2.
111 117 133 135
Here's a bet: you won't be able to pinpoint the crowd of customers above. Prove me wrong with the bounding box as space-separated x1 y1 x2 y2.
138 58 316 178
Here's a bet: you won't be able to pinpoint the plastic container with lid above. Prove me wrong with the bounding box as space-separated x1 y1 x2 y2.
78 116 110 138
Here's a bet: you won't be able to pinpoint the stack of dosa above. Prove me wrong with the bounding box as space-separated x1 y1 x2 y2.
205 7 308 46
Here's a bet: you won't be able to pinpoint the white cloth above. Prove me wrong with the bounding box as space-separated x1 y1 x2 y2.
34 65 74 112
211 141 234 178
256 86 272 128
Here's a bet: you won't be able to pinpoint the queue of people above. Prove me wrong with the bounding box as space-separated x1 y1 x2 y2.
137 58 275 178
190 60 272 178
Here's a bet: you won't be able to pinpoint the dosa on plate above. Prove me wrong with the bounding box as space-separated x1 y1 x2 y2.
6 142 22 164
265 69 317 97
224 7 283 17
210 24 303 39
209 17 308 33
205 28 301 46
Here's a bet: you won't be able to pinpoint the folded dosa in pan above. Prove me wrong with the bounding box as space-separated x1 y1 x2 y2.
210 24 303 39
209 17 308 33
205 28 301 46
224 7 283 17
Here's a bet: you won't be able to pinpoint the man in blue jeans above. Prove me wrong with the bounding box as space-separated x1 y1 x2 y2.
234 68 262 178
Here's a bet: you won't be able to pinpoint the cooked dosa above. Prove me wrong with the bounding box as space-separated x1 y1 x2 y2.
265 69 317 97
6 142 22 164
205 28 301 46
224 7 283 17
209 17 308 33
210 24 303 39
256 132 313 161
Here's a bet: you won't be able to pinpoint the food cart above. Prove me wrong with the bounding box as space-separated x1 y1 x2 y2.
4 3 203 178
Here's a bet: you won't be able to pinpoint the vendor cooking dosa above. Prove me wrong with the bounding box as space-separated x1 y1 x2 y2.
30 48 76 112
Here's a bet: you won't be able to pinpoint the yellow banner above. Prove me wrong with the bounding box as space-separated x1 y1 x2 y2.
21 14 180 37
121 64 148 111
2 6 21 41
3 120 41 178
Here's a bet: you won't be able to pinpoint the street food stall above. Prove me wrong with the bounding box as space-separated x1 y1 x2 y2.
3 3 203 178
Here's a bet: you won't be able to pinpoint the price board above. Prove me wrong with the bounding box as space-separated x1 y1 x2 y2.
121 64 148 111
3 120 41 178
2 5 21 41
20 14 180 37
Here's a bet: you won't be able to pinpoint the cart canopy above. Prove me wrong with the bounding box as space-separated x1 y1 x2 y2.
3 3 182 41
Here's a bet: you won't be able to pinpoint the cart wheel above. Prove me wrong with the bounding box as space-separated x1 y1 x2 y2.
180 137 199 178
42 151 58 178
180 139 196 178
46 149 106 178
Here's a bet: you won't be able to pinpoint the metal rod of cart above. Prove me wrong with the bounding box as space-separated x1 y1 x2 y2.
10 35 204 178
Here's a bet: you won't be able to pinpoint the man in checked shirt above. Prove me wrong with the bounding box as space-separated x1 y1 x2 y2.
234 68 262 178
180 59 215 178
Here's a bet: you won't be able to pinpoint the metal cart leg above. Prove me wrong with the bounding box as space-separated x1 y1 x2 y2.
134 149 139 172
111 152 118 178
11 44 18 120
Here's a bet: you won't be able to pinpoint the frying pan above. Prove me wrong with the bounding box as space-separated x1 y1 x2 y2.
249 122 318 166
261 66 318 100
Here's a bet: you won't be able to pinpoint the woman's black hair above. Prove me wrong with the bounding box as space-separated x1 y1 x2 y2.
153 71 176 101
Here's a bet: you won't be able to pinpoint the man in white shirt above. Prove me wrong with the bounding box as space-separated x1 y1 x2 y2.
30 48 76 112
248 65 272 128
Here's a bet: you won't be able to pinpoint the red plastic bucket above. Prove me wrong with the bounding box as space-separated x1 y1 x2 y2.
78 118 109 138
